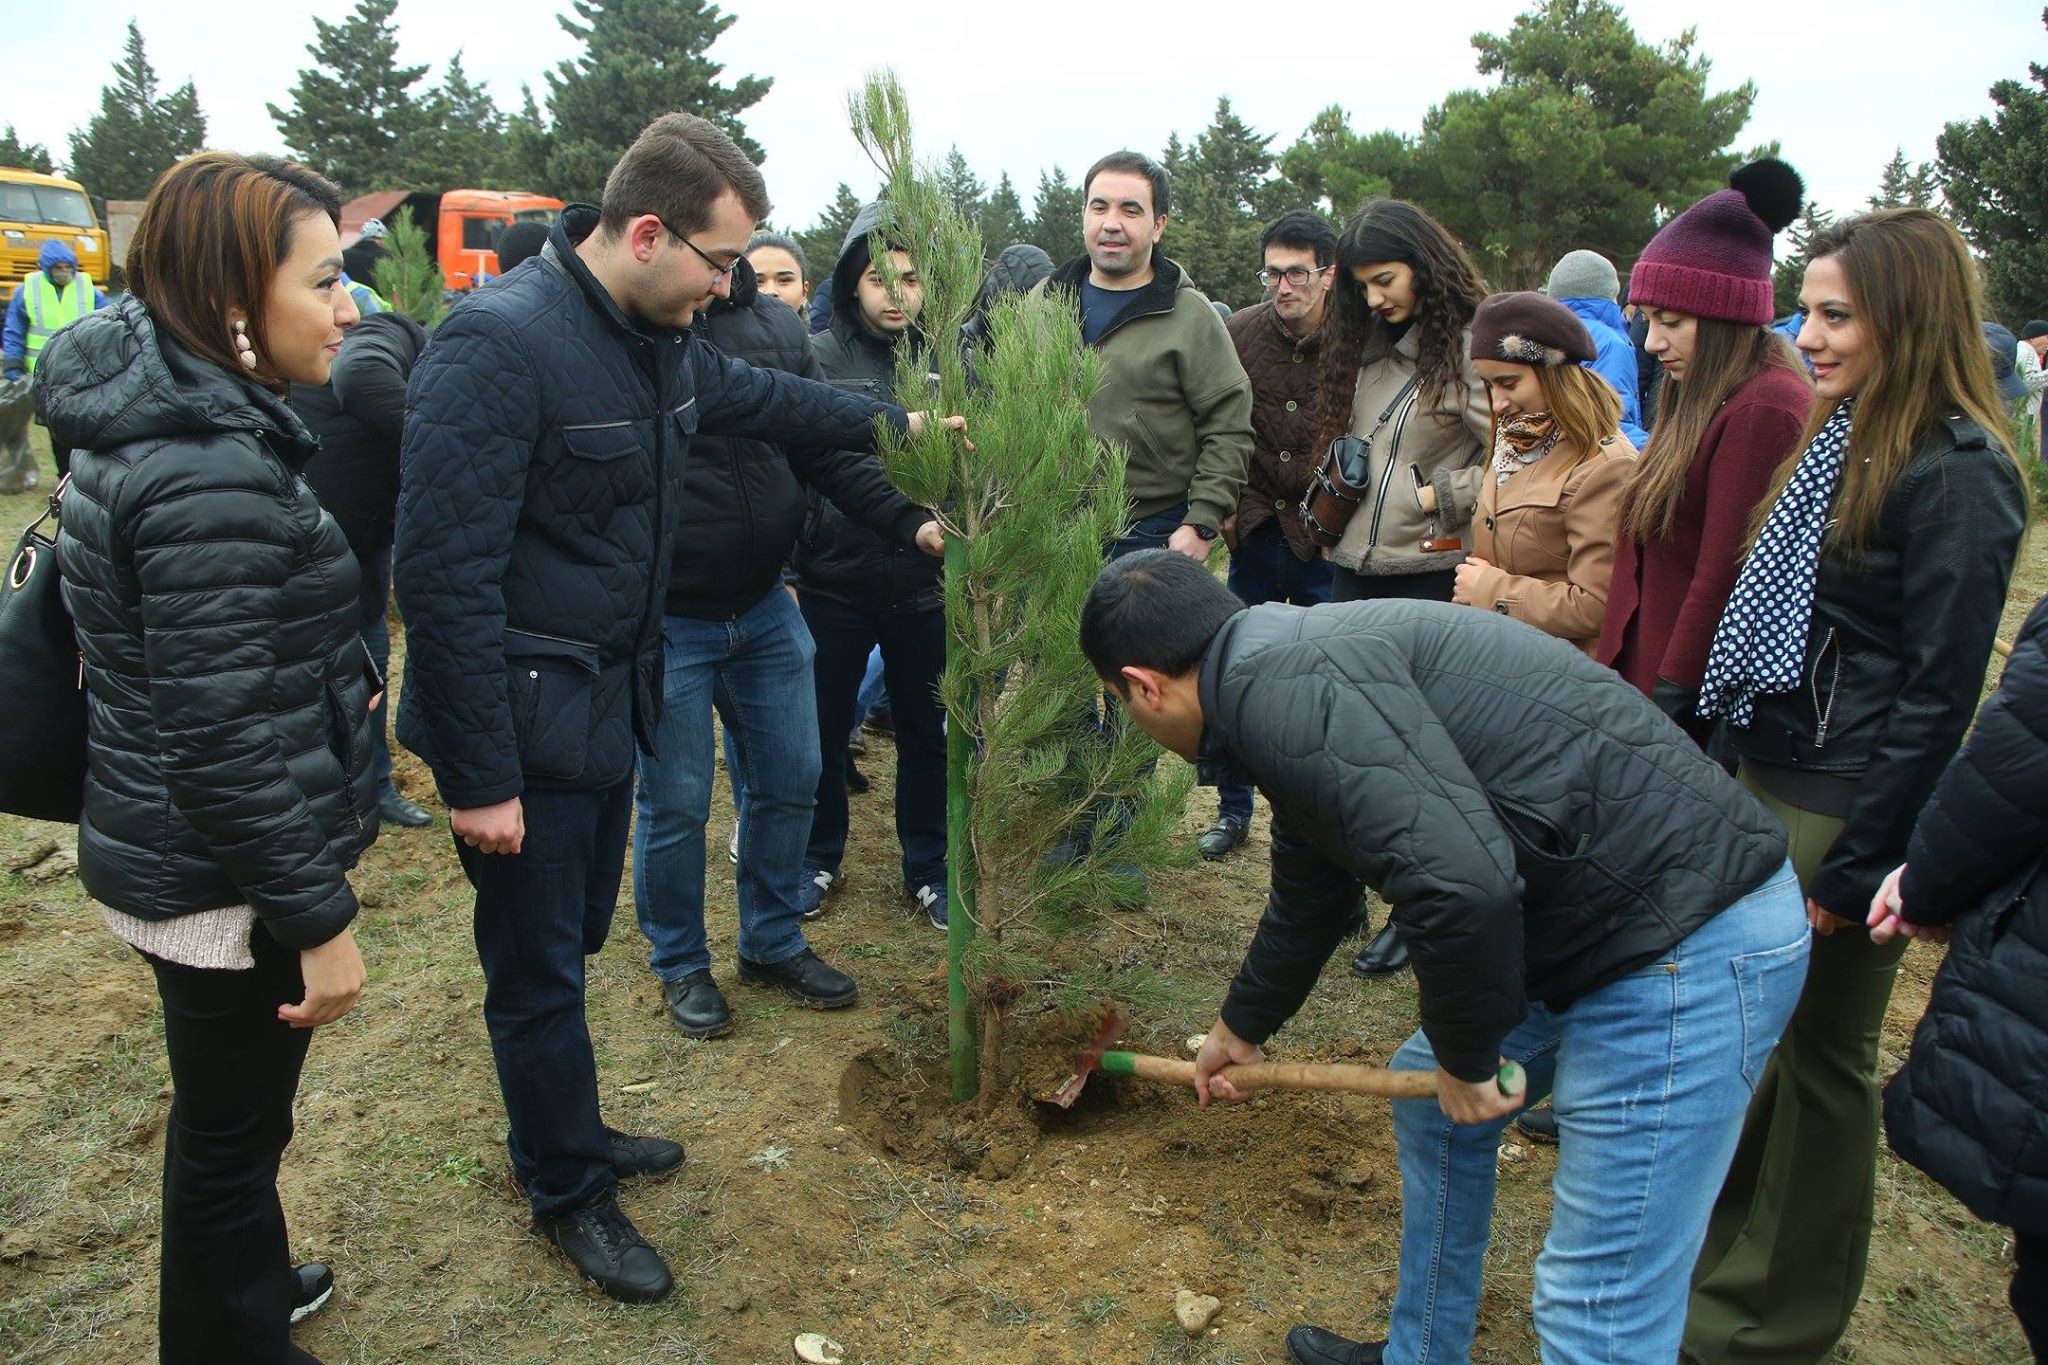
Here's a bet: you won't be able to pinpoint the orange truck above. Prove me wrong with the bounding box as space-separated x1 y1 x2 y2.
0 167 112 295
340 188 562 291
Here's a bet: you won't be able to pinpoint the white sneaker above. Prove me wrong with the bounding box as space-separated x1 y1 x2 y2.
727 822 740 865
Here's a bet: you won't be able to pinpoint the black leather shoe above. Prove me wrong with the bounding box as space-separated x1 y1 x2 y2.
289 1262 334 1324
1515 1103 1559 1144
1285 1325 1385 1365
1198 816 1250 860
376 786 432 827
607 1126 685 1180
1350 922 1410 978
736 948 858 1009
536 1193 673 1303
845 758 870 794
661 970 732 1039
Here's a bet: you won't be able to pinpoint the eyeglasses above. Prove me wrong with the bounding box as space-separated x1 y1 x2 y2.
660 221 740 283
1257 264 1332 290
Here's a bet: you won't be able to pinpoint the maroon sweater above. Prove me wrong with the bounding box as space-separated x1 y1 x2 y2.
1597 362 1813 695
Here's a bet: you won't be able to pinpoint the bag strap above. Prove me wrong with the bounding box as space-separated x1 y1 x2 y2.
24 473 69 540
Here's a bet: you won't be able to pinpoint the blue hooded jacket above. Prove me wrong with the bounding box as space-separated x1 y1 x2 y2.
1557 295 1648 448
4 240 110 369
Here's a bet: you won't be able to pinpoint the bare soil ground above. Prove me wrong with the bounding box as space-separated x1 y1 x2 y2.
0 433 2038 1364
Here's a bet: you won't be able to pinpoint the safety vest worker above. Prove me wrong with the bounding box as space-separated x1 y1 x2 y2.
3 241 106 378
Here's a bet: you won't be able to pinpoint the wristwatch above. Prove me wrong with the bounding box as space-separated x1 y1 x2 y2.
1191 524 1218 542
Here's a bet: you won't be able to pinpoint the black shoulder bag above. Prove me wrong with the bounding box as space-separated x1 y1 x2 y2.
1301 373 1422 549
0 477 87 822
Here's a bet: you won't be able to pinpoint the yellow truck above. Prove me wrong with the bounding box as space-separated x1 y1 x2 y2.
0 167 111 296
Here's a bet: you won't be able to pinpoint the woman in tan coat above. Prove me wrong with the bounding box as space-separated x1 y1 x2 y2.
1454 292 1635 653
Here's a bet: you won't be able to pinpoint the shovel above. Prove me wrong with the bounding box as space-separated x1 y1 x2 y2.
1037 1007 1525 1108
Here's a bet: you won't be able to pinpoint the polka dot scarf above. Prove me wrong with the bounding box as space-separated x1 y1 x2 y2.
1699 400 1854 725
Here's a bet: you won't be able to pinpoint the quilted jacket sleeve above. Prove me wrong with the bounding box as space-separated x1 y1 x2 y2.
1898 598 2048 925
789 444 929 546
330 316 414 444
1809 443 2028 918
1220 647 1526 1080
126 452 358 948
392 309 539 809
694 343 910 451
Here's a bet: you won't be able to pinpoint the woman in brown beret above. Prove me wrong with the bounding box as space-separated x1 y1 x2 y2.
1452 291 1636 653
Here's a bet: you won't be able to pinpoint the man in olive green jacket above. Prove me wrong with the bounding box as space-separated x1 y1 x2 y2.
1035 151 1252 562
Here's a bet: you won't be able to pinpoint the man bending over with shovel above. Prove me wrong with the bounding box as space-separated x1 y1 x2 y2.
1079 549 1807 1365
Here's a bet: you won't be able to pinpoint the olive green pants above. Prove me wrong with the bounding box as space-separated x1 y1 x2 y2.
1684 770 1907 1363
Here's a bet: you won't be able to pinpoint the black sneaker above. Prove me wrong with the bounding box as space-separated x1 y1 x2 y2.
797 866 839 921
289 1262 334 1324
606 1126 685 1180
845 758 870 794
1198 816 1250 859
736 948 858 1009
536 1193 673 1304
909 882 947 931
1285 1325 1386 1365
661 970 733 1039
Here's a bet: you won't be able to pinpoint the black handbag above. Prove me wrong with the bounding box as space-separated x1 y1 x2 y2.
0 477 87 822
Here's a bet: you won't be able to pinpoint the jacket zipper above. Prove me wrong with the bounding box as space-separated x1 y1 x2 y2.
1362 399 1417 551
327 683 367 836
506 625 600 650
1809 627 1841 747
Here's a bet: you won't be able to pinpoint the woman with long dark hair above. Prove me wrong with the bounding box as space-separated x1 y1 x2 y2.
1596 160 1814 745
1455 291 1635 653
41 152 372 1364
1313 200 1491 977
1685 207 2030 1365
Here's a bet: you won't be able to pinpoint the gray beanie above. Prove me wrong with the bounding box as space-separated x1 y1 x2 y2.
1545 249 1620 302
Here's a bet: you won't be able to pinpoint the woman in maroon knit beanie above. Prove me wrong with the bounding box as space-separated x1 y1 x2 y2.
1596 160 1813 744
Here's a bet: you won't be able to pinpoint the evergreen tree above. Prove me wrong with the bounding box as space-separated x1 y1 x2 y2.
1938 12 2048 322
66 21 208 200
847 73 1186 1100
1169 97 1300 306
794 182 866 288
371 206 445 328
269 0 431 195
1026 165 1084 264
0 126 55 175
1868 147 1941 210
979 172 1029 251
406 54 511 189
498 85 553 190
1773 200 1834 317
1278 106 1406 218
934 145 986 225
543 0 771 204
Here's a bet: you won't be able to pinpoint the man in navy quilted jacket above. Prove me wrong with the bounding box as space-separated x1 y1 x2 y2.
394 113 961 1304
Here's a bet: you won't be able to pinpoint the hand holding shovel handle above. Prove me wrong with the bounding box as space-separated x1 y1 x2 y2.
1099 1050 1526 1100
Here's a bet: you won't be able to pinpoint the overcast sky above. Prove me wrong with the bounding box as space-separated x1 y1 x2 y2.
7 0 2039 235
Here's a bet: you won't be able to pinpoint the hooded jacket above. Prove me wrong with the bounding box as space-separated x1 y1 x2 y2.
796 202 943 614
1884 597 2048 1237
960 244 1054 351
1556 295 1650 448
42 297 377 949
669 252 928 620
3 240 109 370
1037 249 1253 534
1199 599 1787 1081
291 310 430 557
394 206 909 810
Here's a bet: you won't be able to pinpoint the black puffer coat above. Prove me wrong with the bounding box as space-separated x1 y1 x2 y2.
291 310 428 557
1201 600 1789 1081
1729 414 2027 918
395 207 907 810
41 297 376 949
668 254 928 621
796 201 942 615
1884 597 2048 1237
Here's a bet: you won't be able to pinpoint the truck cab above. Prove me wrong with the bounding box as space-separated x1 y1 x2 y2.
341 189 563 292
0 168 111 297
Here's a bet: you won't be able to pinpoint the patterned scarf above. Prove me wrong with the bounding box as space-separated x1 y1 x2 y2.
1698 401 1855 725
1492 412 1561 485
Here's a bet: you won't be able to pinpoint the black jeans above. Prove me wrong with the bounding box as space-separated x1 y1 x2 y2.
2018 1228 2048 1363
800 590 946 891
1329 564 1457 603
456 779 630 1220
147 926 312 1365
357 545 395 790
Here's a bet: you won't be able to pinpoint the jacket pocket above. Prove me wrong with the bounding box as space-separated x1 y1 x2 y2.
561 420 640 462
1732 932 1810 1089
505 628 600 781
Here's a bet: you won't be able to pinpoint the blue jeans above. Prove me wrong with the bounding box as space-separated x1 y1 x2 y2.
633 590 816 981
1217 522 1332 822
358 545 395 790
855 646 889 726
457 780 633 1220
1383 861 1808 1365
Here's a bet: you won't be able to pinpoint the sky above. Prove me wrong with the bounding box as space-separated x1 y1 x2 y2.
6 0 2039 235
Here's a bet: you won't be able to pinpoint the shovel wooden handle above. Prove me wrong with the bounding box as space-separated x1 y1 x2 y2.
1099 1051 1525 1100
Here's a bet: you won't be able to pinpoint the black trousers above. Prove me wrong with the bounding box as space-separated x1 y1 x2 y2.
1329 564 1457 603
2018 1228 2048 1363
146 926 312 1365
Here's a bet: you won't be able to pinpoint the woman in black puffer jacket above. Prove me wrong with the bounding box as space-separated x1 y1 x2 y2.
1686 208 2030 1363
1874 596 2048 1361
40 152 372 1365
